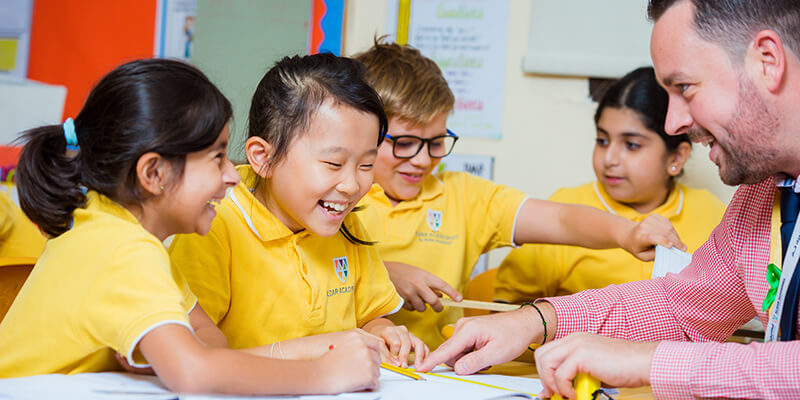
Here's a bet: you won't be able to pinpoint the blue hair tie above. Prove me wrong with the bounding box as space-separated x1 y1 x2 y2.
63 117 79 151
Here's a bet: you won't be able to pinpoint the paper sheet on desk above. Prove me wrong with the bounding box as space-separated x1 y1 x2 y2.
652 245 692 278
0 367 542 400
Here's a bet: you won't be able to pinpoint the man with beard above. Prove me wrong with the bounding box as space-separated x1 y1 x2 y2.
418 0 800 398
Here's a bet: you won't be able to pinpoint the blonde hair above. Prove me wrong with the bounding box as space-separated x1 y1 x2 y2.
353 38 454 126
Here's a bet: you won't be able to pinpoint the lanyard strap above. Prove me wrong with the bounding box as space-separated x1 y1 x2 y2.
765 206 800 341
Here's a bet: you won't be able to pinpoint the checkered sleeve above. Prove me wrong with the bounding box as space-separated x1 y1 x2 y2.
545 180 800 398
651 340 800 399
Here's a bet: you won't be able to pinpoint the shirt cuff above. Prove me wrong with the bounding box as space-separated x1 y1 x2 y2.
543 294 591 340
650 341 703 400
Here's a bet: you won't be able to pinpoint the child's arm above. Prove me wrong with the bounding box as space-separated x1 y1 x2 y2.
384 261 463 312
361 317 429 369
188 305 228 348
115 304 229 374
239 328 392 361
139 324 381 395
513 199 686 261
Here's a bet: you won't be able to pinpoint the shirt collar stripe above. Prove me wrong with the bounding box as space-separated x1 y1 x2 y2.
228 189 263 241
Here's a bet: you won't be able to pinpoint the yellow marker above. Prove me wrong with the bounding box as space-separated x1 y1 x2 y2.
550 373 601 400
381 362 424 380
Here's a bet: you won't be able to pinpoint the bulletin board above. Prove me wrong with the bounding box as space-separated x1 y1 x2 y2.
27 0 158 119
190 0 312 161
522 0 653 78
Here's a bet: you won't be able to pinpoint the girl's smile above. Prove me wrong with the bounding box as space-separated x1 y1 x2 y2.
258 101 380 237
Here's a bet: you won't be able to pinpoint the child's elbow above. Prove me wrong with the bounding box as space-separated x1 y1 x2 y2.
156 356 218 394
160 369 202 393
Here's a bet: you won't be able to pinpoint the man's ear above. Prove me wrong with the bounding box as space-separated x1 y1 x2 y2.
136 152 169 195
749 29 786 93
245 136 273 178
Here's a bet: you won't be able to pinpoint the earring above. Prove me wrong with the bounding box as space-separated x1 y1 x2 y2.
160 185 165 192
671 166 678 173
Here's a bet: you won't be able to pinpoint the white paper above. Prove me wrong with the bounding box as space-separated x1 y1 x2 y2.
0 368 541 400
652 244 692 278
386 0 509 139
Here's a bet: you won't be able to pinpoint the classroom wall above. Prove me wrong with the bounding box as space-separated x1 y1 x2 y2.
344 0 737 268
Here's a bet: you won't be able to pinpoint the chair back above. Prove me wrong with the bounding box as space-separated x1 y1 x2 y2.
463 268 498 317
0 257 36 322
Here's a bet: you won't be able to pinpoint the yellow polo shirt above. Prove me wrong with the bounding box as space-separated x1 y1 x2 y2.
0 189 46 259
358 171 528 348
0 191 195 377
494 182 725 303
169 165 403 349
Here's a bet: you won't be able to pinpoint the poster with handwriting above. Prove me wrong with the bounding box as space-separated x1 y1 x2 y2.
387 0 509 139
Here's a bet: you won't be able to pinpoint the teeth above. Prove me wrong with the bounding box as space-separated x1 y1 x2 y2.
322 201 348 213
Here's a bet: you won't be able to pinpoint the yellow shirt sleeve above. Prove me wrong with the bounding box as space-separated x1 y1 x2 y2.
81 238 191 366
494 242 566 303
0 190 46 259
494 183 727 303
450 172 527 254
346 214 403 326
169 215 233 325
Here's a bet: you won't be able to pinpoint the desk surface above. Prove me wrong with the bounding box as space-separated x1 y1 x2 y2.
487 361 654 400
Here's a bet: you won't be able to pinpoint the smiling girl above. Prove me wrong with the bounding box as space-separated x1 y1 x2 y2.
169 54 427 369
494 67 726 302
0 59 384 395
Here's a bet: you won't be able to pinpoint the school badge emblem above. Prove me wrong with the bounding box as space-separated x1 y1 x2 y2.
333 256 349 283
427 209 442 232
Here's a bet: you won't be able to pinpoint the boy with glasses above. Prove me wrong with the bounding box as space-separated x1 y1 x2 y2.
353 40 685 348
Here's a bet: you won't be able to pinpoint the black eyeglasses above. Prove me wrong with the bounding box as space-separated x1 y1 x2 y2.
384 129 459 159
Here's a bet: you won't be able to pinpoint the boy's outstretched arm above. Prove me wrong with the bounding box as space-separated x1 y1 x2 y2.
513 199 685 261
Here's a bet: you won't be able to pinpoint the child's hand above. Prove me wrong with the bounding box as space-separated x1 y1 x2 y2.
624 214 686 261
315 331 382 393
303 329 393 361
385 261 463 312
114 353 154 375
372 324 429 369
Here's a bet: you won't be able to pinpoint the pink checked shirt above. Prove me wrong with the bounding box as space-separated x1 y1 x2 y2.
547 177 799 399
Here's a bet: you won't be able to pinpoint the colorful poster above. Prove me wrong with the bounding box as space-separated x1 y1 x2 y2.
28 0 158 119
155 0 197 59
387 0 509 139
309 0 345 55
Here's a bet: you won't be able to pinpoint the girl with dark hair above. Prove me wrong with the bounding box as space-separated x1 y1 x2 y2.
495 67 726 302
0 58 385 395
169 53 428 369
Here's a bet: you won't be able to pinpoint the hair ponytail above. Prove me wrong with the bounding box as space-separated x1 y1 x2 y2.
17 124 86 237
16 58 232 238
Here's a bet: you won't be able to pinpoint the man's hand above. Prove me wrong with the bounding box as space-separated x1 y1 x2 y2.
535 332 657 399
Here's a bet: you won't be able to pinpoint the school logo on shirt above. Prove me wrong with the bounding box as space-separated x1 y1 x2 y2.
333 256 349 283
427 209 442 231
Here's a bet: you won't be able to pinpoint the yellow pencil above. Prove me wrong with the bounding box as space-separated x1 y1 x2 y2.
381 362 425 381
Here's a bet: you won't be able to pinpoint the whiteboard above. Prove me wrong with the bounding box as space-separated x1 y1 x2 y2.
522 0 653 78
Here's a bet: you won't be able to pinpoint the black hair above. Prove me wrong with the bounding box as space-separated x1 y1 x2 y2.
648 0 800 59
594 66 690 154
17 58 232 237
247 53 387 245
